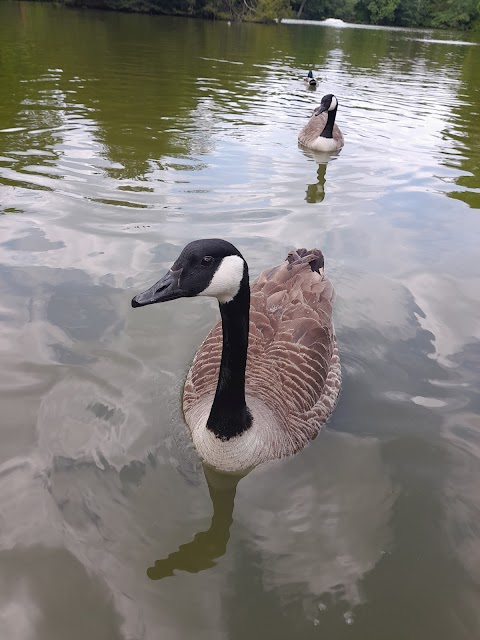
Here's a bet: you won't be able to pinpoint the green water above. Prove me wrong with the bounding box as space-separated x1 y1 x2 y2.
1 2 480 638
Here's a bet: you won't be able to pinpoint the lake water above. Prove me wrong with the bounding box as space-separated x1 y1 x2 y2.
1 3 480 638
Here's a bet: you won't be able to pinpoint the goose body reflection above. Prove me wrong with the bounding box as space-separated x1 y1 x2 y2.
147 466 239 580
305 162 328 203
298 94 344 152
132 239 341 474
147 432 393 592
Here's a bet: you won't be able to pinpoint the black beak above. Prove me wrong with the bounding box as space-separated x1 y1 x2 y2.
314 105 327 116
131 269 184 308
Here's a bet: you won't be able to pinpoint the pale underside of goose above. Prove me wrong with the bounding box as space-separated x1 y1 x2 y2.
132 241 341 474
298 94 344 153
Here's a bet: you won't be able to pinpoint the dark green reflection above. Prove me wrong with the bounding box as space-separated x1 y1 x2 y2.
305 162 328 203
445 43 480 209
0 3 299 182
146 465 241 580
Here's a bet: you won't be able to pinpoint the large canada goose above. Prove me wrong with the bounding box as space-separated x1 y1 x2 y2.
298 93 344 152
132 239 341 473
304 70 317 87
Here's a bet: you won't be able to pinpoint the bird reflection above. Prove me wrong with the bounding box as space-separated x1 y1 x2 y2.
299 145 341 204
146 465 241 580
306 162 328 203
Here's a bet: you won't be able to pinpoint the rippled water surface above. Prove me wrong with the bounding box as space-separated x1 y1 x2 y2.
1 3 480 638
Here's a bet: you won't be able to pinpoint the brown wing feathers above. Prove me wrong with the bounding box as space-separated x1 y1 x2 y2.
184 249 340 453
298 113 344 149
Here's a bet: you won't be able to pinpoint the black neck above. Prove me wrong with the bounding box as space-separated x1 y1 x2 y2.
320 107 337 139
206 267 252 441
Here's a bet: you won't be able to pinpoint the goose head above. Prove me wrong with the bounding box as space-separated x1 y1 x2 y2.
314 94 338 116
131 239 247 308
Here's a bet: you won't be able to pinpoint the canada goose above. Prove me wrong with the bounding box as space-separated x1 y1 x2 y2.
304 70 317 87
298 93 344 152
131 239 341 474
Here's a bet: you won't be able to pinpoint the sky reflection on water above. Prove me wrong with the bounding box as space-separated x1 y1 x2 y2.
1 3 480 639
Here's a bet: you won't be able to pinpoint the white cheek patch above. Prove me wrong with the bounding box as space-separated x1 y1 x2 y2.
328 96 338 111
199 255 245 304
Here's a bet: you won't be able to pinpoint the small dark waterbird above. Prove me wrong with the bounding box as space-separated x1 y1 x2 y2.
304 70 317 87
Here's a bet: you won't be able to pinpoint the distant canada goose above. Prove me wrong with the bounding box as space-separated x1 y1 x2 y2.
304 70 317 87
298 93 344 152
132 239 341 474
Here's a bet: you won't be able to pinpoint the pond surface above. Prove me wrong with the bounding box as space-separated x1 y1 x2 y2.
1 3 480 638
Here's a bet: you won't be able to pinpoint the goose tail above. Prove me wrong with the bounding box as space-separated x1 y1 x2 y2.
286 248 324 274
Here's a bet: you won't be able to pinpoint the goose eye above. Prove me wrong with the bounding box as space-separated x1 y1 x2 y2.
201 255 214 266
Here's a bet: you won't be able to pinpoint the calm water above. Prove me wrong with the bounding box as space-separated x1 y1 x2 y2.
1 2 480 638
